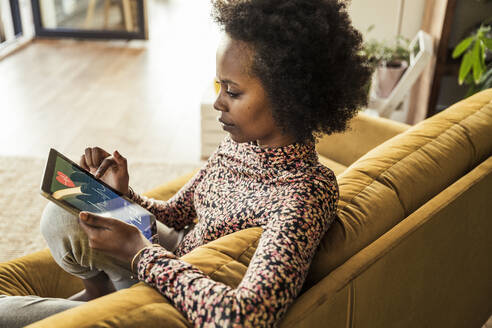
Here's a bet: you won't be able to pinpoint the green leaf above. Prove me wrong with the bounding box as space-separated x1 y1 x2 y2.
480 42 486 70
471 40 482 84
464 74 474 86
459 51 473 85
482 38 492 50
452 36 474 58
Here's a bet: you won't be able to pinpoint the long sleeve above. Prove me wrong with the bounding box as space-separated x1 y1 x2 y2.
135 183 337 327
127 160 211 230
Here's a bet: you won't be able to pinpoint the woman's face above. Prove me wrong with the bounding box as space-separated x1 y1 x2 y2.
214 34 295 148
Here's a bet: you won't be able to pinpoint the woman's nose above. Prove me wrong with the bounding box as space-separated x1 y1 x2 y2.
213 95 227 112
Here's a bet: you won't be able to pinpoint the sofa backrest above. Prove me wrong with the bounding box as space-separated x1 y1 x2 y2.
303 89 492 289
316 111 410 166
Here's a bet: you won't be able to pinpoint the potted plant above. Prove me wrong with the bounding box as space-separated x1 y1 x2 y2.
452 22 492 97
360 25 411 99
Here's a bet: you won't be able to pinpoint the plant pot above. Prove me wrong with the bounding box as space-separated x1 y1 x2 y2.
374 60 408 98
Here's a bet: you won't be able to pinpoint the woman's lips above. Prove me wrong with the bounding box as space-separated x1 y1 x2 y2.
218 117 234 126
218 117 235 132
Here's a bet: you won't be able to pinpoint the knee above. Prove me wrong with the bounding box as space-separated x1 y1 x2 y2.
40 202 80 243
39 203 96 276
40 203 89 263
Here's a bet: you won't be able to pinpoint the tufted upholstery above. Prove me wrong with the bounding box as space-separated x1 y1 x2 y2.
304 89 492 289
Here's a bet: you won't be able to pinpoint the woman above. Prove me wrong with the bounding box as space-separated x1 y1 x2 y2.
0 0 371 326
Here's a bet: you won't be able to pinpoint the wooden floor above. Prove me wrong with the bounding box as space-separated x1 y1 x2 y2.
0 0 220 164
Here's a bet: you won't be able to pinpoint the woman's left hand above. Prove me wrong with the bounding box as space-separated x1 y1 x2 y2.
78 211 152 264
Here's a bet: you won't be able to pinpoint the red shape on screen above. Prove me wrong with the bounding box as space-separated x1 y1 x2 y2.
56 171 75 187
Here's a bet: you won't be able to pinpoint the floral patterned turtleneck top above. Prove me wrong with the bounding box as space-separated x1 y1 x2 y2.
128 134 339 327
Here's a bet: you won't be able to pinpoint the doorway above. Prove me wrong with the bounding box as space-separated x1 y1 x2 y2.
31 0 148 39
1 0 147 59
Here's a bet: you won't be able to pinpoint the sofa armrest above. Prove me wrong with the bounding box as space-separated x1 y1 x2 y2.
316 111 410 167
0 249 83 298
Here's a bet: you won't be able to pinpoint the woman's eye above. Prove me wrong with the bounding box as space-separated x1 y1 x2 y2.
226 91 240 98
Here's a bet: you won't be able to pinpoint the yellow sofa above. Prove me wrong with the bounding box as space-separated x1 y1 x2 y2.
1 89 491 327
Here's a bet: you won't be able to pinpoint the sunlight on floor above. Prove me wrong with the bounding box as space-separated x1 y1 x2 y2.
0 0 222 163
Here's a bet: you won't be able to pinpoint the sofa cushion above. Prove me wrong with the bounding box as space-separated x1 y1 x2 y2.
180 226 262 288
304 89 492 289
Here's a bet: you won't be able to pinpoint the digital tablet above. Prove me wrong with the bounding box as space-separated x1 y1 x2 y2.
40 148 158 242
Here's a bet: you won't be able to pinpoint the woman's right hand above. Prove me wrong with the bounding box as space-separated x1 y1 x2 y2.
80 147 130 196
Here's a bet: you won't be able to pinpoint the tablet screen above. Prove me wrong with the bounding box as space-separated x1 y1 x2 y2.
41 149 156 241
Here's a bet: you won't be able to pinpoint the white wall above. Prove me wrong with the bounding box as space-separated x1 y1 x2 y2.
348 0 426 44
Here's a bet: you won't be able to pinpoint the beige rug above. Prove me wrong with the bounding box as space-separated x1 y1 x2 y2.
0 155 202 263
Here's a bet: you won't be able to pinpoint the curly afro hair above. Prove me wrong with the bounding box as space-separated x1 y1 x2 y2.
212 0 372 143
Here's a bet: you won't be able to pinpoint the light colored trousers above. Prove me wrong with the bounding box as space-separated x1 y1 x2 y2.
0 202 187 328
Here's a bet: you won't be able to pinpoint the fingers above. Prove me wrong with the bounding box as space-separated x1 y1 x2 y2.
79 211 140 252
92 147 111 168
85 148 94 168
95 157 116 179
95 150 127 179
82 147 127 179
84 147 111 170
79 212 106 249
80 155 90 171
79 211 111 228
113 150 127 169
